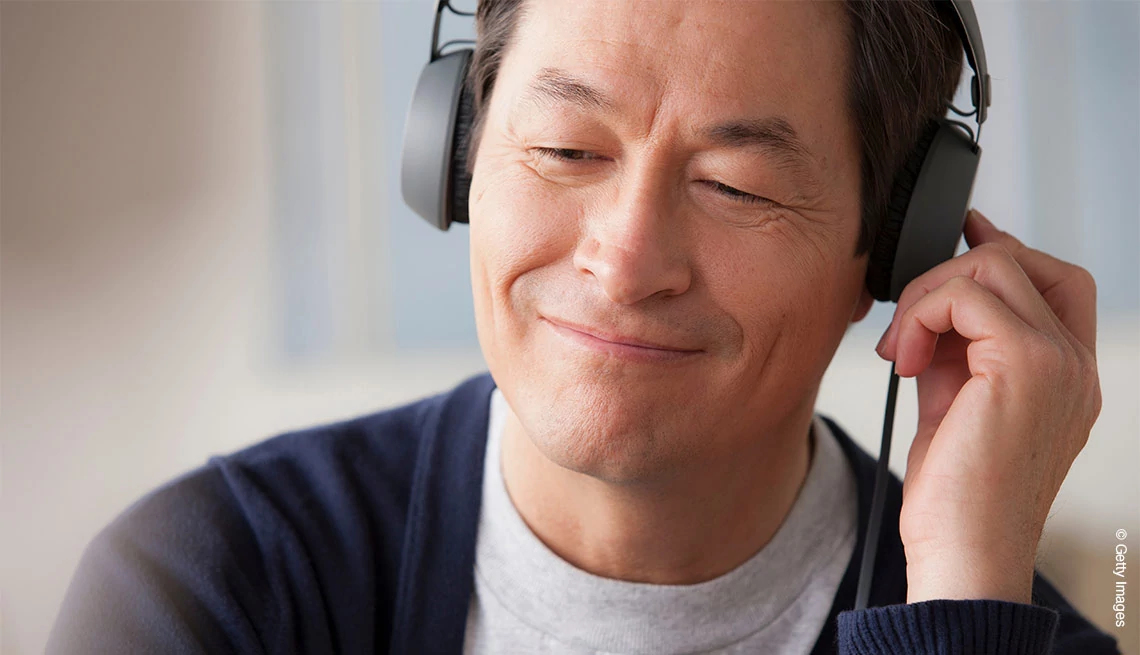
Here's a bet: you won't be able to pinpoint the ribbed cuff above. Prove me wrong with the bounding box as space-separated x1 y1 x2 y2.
837 599 1060 655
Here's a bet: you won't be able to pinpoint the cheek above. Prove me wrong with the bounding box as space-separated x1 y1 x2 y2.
468 159 583 350
696 215 863 371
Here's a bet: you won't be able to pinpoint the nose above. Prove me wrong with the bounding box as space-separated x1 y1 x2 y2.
573 163 693 305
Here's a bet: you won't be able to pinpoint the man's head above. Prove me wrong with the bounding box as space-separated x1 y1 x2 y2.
465 0 963 482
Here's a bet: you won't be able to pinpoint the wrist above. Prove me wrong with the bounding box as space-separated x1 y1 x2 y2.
906 550 1035 604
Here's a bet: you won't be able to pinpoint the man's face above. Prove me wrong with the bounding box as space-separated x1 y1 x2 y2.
468 0 874 482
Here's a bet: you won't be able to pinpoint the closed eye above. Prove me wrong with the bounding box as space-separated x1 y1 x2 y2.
702 181 777 206
532 147 604 162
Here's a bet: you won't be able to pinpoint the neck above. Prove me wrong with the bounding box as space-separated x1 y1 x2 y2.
499 404 816 585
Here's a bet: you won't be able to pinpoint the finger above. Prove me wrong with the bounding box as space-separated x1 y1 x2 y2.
965 210 1098 353
964 210 1064 289
882 240 1056 359
891 275 1035 378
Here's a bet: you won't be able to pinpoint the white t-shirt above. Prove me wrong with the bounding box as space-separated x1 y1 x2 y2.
463 388 858 655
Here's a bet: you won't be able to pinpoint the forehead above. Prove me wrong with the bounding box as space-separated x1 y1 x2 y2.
497 0 853 144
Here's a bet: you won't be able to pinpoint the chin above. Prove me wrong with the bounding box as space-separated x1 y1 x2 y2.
532 419 678 484
511 371 695 483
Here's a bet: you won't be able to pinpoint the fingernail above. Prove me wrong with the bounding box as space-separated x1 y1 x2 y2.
875 326 889 355
971 208 992 226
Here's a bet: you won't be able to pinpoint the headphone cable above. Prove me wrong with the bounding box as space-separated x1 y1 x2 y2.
854 363 900 610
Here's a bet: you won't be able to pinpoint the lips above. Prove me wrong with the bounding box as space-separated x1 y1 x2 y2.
540 316 702 353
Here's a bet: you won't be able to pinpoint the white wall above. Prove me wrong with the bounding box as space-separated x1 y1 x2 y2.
1 2 1137 655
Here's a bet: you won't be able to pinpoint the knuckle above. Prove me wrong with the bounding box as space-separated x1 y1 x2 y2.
973 241 1016 266
899 298 924 328
1034 339 1102 438
1082 355 1103 423
973 241 1008 257
945 274 979 295
1091 384 1104 423
1024 333 1067 377
1075 384 1101 450
1070 264 1097 295
895 283 925 314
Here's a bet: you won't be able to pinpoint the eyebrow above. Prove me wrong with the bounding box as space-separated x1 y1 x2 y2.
703 118 811 170
522 67 615 112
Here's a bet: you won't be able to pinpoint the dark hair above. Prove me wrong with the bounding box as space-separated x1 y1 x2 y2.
464 0 964 254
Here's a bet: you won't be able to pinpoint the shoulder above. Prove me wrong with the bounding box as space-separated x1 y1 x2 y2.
212 382 442 525
48 372 497 654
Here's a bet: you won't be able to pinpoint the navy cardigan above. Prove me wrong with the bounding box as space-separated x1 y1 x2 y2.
48 372 1120 654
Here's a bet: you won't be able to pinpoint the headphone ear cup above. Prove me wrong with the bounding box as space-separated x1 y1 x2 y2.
400 49 474 231
866 120 980 302
866 122 940 302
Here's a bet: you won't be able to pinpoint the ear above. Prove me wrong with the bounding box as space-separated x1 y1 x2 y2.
851 286 875 324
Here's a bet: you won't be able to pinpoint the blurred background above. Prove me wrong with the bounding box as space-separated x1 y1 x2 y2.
1 1 1137 653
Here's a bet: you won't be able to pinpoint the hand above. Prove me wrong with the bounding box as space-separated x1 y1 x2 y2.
875 209 1102 604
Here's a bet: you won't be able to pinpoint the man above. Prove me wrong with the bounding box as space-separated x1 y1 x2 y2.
49 1 1120 653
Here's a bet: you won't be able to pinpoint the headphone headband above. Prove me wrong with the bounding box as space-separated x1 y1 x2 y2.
947 0 991 125
430 0 475 62
428 0 989 124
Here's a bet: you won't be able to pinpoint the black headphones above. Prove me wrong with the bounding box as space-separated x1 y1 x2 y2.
400 0 991 304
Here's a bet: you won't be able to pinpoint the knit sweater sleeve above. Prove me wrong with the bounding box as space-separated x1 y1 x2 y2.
836 573 1121 655
837 599 1059 654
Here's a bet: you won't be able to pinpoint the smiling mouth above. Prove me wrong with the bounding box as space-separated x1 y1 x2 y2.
540 317 703 362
